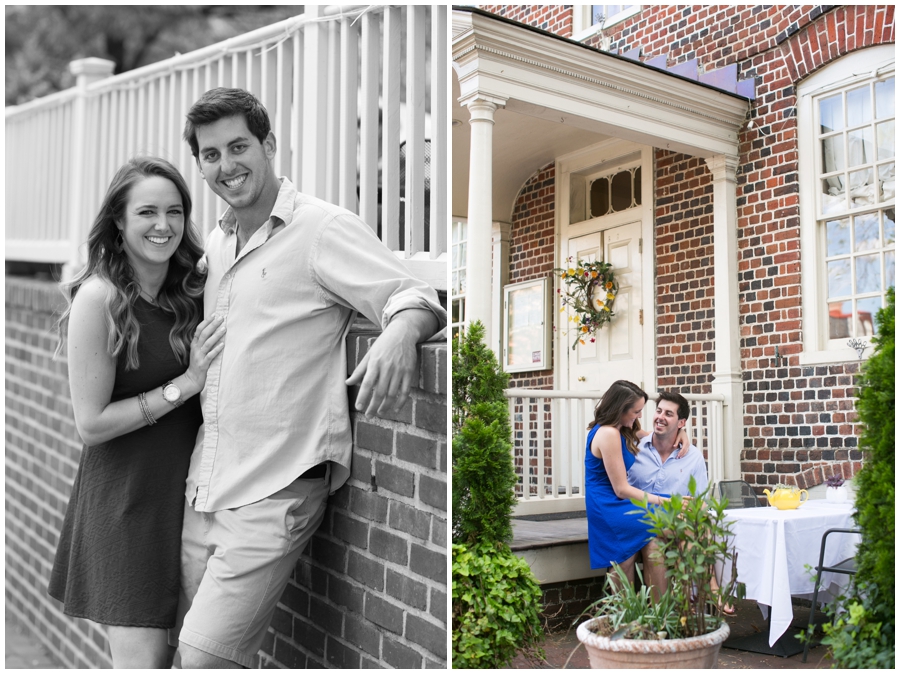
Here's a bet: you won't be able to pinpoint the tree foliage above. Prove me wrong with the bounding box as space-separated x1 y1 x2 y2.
451 322 544 668
451 320 516 545
5 5 303 105
822 287 894 668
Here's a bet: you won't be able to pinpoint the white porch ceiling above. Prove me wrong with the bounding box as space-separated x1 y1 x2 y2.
452 73 611 221
451 8 750 222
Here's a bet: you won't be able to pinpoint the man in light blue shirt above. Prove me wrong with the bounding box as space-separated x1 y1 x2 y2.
630 391 708 497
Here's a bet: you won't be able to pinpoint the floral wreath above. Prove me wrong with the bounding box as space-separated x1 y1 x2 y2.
553 257 619 350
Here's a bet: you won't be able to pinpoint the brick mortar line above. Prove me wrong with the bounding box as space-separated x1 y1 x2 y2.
4 525 57 574
6 453 76 506
4 367 71 401
5 430 82 473
5 408 82 458
316 525 447 586
5 573 110 667
331 498 443 545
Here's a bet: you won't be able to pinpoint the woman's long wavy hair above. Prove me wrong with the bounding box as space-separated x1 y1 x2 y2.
56 156 206 371
588 380 648 455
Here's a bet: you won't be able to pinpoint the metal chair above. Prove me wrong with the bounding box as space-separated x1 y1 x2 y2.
802 527 861 663
716 480 760 508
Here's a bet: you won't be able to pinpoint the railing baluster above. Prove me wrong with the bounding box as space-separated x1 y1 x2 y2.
274 40 293 181
324 18 341 205
429 5 447 257
358 10 379 231
381 6 402 251
339 15 359 214
404 5 426 257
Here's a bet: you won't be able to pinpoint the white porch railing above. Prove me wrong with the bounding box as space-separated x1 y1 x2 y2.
5 5 447 289
505 389 726 516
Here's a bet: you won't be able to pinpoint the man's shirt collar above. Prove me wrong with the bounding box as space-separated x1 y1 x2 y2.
217 177 296 236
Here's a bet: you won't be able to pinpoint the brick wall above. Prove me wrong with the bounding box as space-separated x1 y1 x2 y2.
4 276 448 669
480 4 572 37
479 4 892 491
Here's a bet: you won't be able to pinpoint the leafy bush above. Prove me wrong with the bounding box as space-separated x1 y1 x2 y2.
822 287 894 668
451 320 516 545
452 542 543 668
634 477 743 638
451 322 544 668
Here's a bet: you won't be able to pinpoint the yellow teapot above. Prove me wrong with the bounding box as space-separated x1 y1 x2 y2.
763 486 809 510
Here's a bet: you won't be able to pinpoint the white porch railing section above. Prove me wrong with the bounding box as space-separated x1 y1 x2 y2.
506 389 726 516
5 5 447 289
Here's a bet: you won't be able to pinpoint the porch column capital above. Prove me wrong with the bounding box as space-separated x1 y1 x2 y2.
460 93 508 121
704 154 740 182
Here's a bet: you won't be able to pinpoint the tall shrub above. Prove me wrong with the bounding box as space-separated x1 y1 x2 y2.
822 287 894 668
451 321 543 668
451 320 516 544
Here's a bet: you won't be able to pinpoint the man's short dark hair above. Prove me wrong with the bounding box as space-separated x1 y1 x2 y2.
183 88 271 159
657 390 690 421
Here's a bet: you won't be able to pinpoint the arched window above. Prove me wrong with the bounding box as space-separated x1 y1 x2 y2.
799 46 895 363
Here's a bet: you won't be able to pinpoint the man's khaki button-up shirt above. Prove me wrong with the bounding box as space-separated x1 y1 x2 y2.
186 178 445 512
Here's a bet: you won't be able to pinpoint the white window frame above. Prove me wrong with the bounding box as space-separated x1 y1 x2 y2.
502 277 552 372
451 217 467 340
572 5 641 42
798 45 895 364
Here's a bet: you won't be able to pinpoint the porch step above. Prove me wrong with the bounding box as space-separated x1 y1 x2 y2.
511 515 604 584
510 514 588 551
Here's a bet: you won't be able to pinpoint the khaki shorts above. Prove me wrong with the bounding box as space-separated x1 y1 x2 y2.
170 471 329 667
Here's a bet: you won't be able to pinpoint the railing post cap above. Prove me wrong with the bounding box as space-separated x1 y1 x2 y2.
69 58 116 79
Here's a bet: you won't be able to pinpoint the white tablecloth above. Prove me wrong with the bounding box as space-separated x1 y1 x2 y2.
719 500 859 646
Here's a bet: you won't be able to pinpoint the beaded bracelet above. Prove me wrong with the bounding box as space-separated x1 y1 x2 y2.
138 391 157 426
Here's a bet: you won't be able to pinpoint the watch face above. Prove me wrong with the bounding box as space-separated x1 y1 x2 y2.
164 384 180 402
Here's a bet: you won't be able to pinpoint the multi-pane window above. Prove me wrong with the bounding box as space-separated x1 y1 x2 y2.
590 5 639 27
816 75 895 339
573 4 639 39
451 219 467 340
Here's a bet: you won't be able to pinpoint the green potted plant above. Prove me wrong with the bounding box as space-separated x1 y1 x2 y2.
575 477 744 668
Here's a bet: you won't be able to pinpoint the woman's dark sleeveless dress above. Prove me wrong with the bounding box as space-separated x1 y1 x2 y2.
585 425 656 569
49 298 201 627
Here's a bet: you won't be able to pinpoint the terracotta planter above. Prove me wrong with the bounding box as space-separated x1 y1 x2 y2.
576 618 730 669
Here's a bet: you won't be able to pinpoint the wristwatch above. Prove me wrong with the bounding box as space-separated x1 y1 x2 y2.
162 380 184 407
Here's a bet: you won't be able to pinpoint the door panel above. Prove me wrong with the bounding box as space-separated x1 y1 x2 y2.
567 221 643 391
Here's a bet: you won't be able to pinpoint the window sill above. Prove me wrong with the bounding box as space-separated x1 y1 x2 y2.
798 348 871 366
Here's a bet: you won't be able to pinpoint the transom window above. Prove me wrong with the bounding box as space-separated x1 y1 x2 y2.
816 74 895 339
451 219 467 340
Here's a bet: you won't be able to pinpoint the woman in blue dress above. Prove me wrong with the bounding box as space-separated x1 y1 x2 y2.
585 380 685 597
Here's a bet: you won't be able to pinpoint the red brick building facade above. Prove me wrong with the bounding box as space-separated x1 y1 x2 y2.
467 5 894 490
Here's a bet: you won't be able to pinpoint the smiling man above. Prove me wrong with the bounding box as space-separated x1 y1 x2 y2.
628 390 708 497
170 88 445 668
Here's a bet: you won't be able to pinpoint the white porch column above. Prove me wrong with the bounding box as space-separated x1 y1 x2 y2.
64 58 115 281
462 94 505 345
705 155 743 481
491 221 511 355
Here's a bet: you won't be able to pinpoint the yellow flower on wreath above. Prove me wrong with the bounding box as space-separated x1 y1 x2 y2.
607 292 615 300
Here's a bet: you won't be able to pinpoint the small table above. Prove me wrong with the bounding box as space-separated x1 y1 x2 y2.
718 500 859 657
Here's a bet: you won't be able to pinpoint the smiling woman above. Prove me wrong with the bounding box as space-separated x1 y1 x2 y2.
49 156 227 668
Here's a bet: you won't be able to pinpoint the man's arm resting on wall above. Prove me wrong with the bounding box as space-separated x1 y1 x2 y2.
346 308 440 417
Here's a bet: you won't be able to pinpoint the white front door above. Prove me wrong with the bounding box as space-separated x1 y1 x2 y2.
567 220 644 392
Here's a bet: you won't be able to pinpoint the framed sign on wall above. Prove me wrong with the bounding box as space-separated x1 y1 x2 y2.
503 277 551 372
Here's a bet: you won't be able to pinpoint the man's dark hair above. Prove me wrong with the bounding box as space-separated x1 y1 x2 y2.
656 390 690 421
183 87 271 159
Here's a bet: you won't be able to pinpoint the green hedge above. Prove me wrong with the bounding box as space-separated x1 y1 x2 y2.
823 287 894 668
